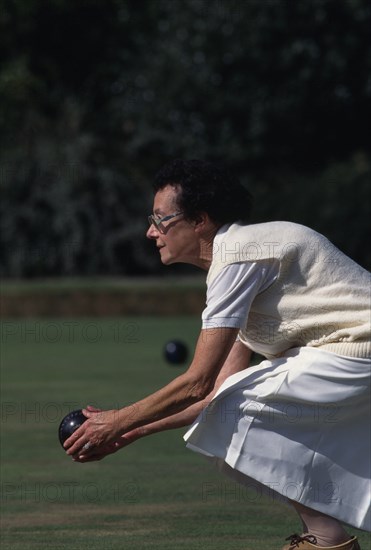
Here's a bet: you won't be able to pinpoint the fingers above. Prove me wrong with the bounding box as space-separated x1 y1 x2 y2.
84 405 102 414
63 420 93 456
62 412 111 457
73 450 102 462
73 452 105 463
64 438 91 457
62 406 101 454
62 407 122 460
65 436 95 458
72 441 120 463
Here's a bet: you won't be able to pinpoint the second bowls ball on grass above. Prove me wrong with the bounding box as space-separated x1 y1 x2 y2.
164 340 188 365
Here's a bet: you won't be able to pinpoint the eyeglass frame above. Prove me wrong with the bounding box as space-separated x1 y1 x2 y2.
148 211 184 232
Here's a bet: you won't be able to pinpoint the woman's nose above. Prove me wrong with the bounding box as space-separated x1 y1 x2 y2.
146 224 158 239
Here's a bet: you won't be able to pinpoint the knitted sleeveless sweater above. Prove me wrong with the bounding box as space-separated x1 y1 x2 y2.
207 222 371 359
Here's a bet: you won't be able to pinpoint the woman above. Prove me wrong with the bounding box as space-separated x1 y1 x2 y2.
65 159 370 549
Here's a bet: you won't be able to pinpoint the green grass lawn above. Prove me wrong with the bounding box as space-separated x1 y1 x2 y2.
1 317 369 550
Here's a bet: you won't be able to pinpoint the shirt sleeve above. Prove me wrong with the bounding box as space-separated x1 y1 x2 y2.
202 260 278 330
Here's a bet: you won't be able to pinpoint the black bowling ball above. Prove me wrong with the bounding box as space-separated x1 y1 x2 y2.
164 340 189 365
58 409 87 447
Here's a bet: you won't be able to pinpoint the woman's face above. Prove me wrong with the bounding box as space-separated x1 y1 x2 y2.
146 184 201 266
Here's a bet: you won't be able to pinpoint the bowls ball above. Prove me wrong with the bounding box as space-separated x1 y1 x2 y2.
164 340 189 365
58 409 87 447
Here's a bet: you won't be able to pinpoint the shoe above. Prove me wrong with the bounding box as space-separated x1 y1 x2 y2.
281 533 361 550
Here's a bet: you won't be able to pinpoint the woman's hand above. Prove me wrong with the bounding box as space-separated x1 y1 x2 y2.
73 428 145 462
63 405 126 460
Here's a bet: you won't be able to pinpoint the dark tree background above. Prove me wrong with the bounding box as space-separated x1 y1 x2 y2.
1 0 370 277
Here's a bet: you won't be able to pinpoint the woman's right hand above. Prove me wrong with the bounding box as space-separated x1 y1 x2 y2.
72 405 144 463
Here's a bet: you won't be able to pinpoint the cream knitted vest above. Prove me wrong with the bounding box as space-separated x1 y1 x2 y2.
207 222 371 359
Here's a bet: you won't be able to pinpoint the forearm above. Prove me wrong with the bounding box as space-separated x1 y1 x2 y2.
64 329 248 458
130 396 212 439
115 374 204 435
119 339 253 443
114 329 240 435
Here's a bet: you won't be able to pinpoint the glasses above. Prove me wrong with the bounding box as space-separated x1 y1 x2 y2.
148 211 184 232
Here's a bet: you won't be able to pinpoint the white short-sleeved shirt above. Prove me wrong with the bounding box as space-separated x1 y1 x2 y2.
202 261 279 330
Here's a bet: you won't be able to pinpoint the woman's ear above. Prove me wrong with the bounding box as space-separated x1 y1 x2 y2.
192 212 207 229
193 212 216 234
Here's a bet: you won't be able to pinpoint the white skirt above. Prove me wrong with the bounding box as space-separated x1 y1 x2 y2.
184 347 371 532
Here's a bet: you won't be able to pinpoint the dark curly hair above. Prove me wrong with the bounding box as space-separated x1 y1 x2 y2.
153 159 253 225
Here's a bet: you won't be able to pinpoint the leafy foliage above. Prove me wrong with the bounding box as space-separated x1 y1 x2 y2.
1 0 370 276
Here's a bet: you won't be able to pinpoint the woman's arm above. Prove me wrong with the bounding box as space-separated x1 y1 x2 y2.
137 339 253 433
73 340 252 462
64 326 241 458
